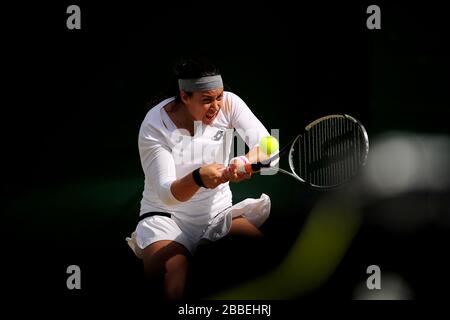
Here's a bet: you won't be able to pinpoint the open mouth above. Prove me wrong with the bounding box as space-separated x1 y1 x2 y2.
205 110 218 121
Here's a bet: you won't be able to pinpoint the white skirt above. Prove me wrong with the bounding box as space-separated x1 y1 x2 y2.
126 193 271 258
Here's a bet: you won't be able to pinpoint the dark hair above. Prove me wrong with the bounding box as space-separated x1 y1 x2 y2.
146 57 222 108
174 57 220 80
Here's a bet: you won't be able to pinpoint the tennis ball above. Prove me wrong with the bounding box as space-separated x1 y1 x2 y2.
259 136 279 156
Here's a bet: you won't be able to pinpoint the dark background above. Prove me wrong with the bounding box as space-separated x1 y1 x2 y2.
3 1 449 305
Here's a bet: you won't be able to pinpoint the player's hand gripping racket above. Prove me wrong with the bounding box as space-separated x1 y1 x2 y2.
236 114 369 189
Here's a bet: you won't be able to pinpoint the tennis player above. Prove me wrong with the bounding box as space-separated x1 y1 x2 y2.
126 58 271 300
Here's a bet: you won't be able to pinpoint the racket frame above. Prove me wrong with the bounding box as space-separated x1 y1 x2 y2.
242 114 369 189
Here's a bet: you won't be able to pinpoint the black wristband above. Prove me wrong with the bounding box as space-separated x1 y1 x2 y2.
192 167 206 188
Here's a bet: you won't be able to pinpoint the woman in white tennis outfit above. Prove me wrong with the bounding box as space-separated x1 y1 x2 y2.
127 58 271 300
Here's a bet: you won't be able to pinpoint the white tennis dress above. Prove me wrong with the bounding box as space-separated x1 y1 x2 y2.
127 91 271 256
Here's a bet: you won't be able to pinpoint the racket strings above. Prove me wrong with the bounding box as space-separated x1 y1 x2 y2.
296 116 365 187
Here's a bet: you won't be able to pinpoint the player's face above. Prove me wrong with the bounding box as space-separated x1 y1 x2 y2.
182 88 224 125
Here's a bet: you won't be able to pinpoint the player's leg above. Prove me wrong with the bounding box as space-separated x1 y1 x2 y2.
228 216 263 238
141 240 191 301
216 216 266 284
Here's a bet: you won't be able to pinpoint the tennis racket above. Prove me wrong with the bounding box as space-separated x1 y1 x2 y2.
238 114 369 189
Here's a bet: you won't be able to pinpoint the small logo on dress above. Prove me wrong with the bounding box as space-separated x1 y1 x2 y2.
212 130 224 141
